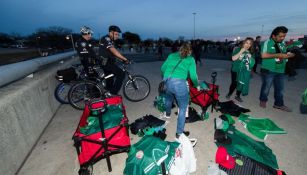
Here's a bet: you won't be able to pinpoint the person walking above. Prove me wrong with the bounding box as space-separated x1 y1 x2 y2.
259 26 295 112
226 37 255 102
192 40 202 66
253 36 261 73
161 42 199 138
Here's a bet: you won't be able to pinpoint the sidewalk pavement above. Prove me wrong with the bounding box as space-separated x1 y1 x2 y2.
18 60 307 175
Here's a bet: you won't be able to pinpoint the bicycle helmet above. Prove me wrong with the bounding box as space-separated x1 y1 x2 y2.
109 25 121 33
80 26 93 35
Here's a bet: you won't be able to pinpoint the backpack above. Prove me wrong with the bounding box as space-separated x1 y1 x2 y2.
56 67 77 83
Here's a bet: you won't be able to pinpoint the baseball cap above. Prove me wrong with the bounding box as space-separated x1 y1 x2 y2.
214 129 232 145
215 146 236 169
214 118 229 131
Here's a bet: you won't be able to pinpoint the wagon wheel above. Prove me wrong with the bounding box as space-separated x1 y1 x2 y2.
79 165 93 175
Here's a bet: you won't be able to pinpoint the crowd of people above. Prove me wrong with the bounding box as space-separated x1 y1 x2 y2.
75 25 299 138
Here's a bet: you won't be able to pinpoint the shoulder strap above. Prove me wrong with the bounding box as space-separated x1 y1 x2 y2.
169 59 183 77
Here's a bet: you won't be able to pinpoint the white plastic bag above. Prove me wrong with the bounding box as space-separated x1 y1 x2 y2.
169 134 197 175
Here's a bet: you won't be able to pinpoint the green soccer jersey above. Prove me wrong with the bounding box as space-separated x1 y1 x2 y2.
124 136 179 175
261 38 287 73
231 47 255 72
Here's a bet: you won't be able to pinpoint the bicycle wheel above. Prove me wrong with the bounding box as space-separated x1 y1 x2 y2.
68 81 103 110
123 75 150 102
54 82 71 104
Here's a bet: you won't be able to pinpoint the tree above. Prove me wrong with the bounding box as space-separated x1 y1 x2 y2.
34 26 73 51
0 33 14 47
122 31 141 44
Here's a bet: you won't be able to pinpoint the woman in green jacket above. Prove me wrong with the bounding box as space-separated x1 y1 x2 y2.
226 37 255 102
161 42 199 138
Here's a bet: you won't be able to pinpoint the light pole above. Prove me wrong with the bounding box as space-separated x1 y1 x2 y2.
261 24 264 37
193 12 196 40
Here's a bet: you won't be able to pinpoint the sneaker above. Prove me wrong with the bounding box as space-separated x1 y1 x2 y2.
235 96 243 102
159 112 171 119
260 101 266 108
273 105 292 112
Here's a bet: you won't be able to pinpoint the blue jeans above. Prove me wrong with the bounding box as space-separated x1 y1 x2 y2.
259 70 285 106
165 78 189 135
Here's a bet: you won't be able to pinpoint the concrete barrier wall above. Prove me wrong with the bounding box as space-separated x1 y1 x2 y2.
0 56 78 175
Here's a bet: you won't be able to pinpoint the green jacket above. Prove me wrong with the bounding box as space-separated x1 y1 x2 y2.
161 52 198 87
231 48 255 95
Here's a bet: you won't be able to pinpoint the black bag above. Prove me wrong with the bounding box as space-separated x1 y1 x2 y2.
56 67 77 83
158 81 166 94
130 114 165 135
185 107 202 123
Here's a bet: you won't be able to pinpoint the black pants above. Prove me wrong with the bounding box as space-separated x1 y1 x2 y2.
253 56 261 72
102 63 126 94
227 70 241 97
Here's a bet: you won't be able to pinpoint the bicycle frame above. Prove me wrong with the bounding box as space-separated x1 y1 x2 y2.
120 63 139 89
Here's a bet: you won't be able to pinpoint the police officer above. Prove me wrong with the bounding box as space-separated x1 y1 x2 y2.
98 25 130 94
75 26 96 74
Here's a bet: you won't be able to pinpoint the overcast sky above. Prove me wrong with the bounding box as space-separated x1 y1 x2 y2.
1 0 307 40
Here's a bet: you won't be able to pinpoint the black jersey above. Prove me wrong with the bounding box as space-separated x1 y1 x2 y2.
75 37 96 60
98 35 116 64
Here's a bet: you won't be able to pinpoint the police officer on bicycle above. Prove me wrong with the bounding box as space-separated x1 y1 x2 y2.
98 25 130 94
75 26 96 75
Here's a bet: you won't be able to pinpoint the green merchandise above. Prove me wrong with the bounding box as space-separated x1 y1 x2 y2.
124 136 179 175
222 114 235 125
154 94 167 112
287 40 303 50
217 126 279 169
79 104 124 135
236 51 255 96
238 113 286 140
302 88 307 105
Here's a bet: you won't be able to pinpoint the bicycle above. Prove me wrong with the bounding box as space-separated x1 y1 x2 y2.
54 64 86 104
121 61 151 102
68 61 150 110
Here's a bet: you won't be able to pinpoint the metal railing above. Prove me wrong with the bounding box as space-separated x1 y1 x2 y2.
0 51 76 87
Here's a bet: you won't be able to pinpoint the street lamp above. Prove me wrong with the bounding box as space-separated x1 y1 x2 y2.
66 34 75 51
193 12 196 40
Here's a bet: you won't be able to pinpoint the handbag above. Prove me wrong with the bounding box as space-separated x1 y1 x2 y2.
158 81 167 93
158 59 183 94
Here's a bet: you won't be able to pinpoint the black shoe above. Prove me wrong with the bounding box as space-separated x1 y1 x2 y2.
235 96 243 102
176 131 190 138
183 131 190 136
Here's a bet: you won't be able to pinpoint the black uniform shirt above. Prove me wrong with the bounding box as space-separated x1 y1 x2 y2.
98 35 116 64
75 37 96 60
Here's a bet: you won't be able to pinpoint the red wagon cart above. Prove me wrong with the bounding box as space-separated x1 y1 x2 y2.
188 72 219 114
73 96 130 175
